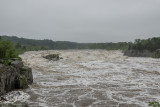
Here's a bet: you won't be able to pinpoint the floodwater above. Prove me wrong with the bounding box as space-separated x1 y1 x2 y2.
2 50 160 107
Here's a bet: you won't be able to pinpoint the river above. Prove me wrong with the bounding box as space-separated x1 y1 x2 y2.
3 50 160 107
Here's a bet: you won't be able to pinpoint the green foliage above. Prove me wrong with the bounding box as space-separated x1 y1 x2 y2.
1 36 88 50
20 67 27 75
0 36 19 65
149 102 160 107
129 37 160 52
20 75 27 88
17 56 22 61
4 60 11 65
2 35 160 53
125 37 160 58
20 67 27 72
1 35 131 51
0 39 18 60
15 42 22 49
156 52 160 58
88 42 130 50
152 50 160 58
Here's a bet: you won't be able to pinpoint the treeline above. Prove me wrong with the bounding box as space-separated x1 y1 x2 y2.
128 37 160 52
88 42 130 50
1 35 160 56
124 37 160 58
1 36 130 53
90 37 160 52
2 36 89 51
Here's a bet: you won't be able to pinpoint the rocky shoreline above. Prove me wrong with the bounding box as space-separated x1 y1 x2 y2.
0 58 33 107
124 50 154 57
124 49 160 58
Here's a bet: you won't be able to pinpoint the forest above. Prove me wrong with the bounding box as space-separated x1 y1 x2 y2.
1 36 130 53
1 35 160 58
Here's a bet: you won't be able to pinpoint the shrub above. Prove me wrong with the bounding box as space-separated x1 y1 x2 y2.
0 36 19 65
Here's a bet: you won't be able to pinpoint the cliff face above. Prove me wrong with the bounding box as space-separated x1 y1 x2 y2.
123 50 155 57
0 59 33 96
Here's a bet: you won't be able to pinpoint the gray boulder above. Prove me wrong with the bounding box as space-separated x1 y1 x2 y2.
43 54 60 61
11 60 24 68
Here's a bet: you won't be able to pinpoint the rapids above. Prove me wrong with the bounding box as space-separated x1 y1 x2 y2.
3 50 160 107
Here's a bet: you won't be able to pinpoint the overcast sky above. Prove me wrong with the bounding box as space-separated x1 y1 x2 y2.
0 0 160 43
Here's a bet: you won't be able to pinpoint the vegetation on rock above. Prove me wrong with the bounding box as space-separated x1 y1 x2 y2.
19 75 28 89
128 37 160 52
0 36 33 99
0 37 18 63
0 58 33 95
124 37 160 58
152 49 160 58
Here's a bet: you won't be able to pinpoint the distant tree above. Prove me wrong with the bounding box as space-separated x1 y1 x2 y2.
15 42 22 49
22 46 26 50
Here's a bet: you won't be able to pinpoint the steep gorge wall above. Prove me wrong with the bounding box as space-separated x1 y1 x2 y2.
0 59 33 96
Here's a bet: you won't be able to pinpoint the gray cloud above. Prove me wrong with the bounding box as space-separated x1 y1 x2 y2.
0 0 160 42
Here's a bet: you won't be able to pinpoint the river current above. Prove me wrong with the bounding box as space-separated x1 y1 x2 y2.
2 50 160 107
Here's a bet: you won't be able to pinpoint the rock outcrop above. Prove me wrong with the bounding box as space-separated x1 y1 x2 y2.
43 54 62 61
0 58 33 96
124 50 155 57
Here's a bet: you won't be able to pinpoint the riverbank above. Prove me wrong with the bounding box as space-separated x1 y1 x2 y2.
124 49 160 58
0 58 33 106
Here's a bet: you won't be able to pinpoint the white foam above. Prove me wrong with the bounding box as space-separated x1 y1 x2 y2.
0 91 30 103
20 50 160 106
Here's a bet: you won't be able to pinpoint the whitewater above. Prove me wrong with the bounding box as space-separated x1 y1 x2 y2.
2 50 160 107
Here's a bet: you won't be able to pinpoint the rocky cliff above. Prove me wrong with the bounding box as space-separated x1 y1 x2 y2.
123 50 155 57
0 58 33 96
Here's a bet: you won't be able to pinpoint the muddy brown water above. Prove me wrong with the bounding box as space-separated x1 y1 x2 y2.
18 50 160 107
